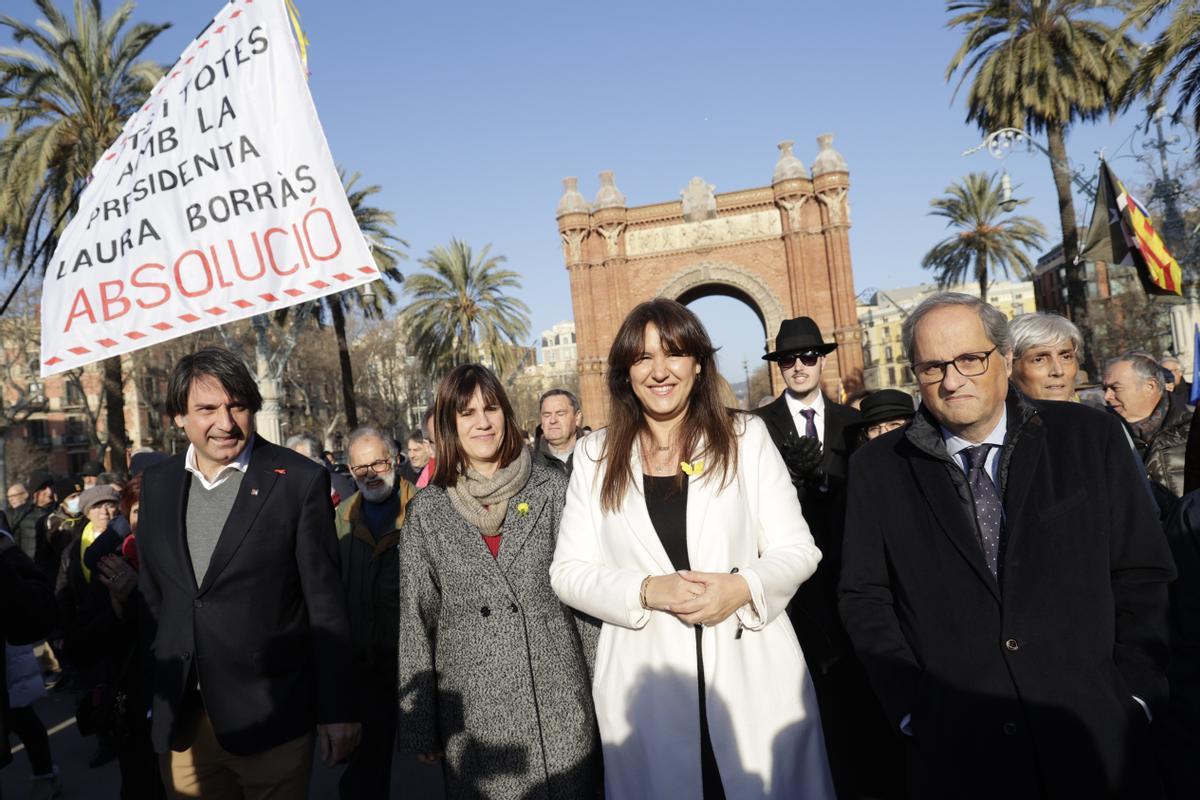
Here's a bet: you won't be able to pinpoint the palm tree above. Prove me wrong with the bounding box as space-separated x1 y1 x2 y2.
945 0 1138 327
402 239 531 379
0 0 169 467
922 172 1048 303
1121 1 1200 159
317 169 406 429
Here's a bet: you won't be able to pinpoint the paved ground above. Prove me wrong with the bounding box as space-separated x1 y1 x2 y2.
2 692 443 799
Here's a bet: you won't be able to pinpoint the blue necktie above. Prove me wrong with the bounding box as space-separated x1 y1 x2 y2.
799 408 817 439
964 444 1003 577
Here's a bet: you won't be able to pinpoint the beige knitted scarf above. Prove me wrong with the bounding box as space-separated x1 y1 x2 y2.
446 447 532 536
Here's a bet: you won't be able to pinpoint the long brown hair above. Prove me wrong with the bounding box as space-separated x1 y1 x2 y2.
431 364 525 487
600 299 738 513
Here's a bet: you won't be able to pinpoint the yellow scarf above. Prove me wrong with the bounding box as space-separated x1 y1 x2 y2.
79 522 101 583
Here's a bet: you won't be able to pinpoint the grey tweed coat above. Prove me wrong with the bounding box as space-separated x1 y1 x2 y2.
397 456 600 800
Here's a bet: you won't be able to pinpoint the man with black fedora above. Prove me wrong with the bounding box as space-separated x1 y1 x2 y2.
754 316 902 799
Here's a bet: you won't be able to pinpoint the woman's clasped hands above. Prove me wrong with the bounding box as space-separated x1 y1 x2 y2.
644 570 751 627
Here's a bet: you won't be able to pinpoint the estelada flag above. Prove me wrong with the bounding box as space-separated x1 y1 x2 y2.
1082 159 1182 296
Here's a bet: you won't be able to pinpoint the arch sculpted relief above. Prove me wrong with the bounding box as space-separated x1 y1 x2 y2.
625 209 782 258
655 262 786 339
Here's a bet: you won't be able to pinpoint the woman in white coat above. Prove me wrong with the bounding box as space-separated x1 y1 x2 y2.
550 299 834 800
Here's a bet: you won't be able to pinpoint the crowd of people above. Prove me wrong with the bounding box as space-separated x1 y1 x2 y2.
2 291 1199 799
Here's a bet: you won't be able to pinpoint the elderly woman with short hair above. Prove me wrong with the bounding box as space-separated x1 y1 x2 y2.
1009 313 1083 401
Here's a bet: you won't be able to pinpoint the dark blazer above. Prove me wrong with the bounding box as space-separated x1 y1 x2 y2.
840 389 1176 798
138 435 355 757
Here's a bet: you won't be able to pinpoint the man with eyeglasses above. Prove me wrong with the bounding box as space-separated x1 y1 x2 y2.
840 292 1174 798
333 426 415 799
753 316 899 799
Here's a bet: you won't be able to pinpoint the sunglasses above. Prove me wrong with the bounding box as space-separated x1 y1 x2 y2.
778 351 822 369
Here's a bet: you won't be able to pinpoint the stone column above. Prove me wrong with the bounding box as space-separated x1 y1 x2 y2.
557 177 607 428
812 134 863 393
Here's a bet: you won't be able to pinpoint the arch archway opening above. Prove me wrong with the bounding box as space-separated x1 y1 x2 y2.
681 288 774 410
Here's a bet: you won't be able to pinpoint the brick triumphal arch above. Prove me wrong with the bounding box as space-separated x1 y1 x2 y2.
557 135 864 427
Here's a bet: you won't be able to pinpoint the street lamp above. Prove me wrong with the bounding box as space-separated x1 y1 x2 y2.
963 127 1097 200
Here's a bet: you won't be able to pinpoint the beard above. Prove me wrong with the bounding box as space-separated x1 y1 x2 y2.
358 469 397 503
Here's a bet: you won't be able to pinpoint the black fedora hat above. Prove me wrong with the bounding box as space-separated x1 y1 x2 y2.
763 317 837 361
853 389 917 428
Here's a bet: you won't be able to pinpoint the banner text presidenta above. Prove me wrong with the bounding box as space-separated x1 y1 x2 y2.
40 0 376 376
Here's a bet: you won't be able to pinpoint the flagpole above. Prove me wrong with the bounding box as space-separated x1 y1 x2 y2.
0 191 81 317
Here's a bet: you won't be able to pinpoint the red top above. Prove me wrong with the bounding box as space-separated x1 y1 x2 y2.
482 534 501 559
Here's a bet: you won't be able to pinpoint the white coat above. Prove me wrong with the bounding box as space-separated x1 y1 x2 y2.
550 415 834 800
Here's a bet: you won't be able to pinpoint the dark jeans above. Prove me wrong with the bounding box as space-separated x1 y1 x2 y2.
7 705 53 776
339 711 397 800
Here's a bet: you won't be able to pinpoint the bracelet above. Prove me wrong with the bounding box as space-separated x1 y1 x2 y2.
639 575 652 610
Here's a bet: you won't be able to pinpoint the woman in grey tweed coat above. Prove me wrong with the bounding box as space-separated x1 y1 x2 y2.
397 364 600 800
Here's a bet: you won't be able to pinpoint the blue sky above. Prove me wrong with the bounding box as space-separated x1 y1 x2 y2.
4 0 1188 384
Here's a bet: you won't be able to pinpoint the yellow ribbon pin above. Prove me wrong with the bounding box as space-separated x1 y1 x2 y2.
680 460 704 477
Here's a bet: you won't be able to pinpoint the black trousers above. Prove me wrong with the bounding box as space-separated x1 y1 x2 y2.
339 710 397 800
7 705 53 776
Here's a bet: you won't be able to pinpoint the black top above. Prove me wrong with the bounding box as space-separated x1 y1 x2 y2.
643 475 689 571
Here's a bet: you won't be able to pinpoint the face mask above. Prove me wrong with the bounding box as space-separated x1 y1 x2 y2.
65 498 81 515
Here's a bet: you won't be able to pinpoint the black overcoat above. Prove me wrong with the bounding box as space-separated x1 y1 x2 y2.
754 393 860 665
839 389 1175 799
137 435 355 756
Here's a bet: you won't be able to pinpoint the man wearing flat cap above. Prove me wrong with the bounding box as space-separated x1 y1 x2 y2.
754 316 901 799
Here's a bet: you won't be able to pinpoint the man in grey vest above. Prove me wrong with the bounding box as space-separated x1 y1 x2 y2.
139 347 359 799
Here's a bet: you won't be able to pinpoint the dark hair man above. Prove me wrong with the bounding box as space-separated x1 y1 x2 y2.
537 389 582 474
840 293 1175 797
414 407 436 490
398 431 427 485
333 426 415 799
1104 351 1191 499
138 347 359 796
751 315 897 797
286 432 357 506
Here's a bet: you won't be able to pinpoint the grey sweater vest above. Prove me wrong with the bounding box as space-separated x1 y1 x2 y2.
185 471 244 584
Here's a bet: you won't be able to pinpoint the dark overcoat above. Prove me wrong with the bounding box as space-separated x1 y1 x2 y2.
397 457 599 800
839 389 1176 799
756 394 903 798
138 435 355 756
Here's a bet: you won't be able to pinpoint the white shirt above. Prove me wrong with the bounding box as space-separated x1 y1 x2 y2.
941 409 1007 487
784 389 826 444
183 438 254 491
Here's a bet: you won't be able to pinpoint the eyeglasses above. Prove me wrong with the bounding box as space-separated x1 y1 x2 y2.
911 346 998 385
778 351 822 369
349 458 393 478
866 420 906 437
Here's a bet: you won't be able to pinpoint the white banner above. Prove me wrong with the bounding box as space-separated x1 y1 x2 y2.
40 0 376 376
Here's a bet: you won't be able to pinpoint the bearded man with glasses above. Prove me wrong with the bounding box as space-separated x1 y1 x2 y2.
332 426 415 799
839 292 1175 798
753 316 902 799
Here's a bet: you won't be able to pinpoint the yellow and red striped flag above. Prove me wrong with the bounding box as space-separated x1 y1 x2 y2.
1083 160 1182 296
